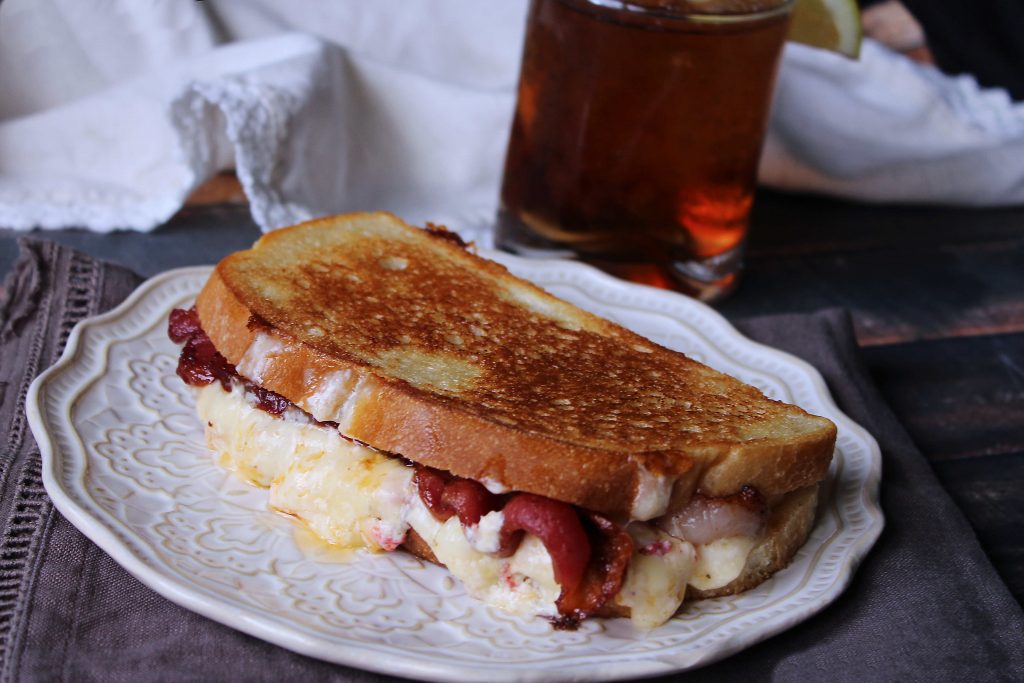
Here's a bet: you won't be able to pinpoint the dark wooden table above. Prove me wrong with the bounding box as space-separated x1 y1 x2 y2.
1 187 1021 606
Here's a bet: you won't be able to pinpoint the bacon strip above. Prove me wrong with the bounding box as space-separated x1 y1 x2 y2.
657 485 767 545
170 307 304 417
413 466 502 527
413 466 617 611
413 466 451 519
498 494 590 596
553 512 634 628
423 222 467 248
443 479 502 527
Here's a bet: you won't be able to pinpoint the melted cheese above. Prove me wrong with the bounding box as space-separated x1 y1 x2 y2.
629 461 675 521
195 383 756 628
406 503 560 617
197 382 411 550
689 536 757 591
235 332 289 385
617 525 696 630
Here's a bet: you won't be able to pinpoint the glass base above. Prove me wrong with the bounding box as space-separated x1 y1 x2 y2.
495 212 743 304
667 247 744 303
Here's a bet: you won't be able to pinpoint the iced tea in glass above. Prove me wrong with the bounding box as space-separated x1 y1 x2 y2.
497 0 794 300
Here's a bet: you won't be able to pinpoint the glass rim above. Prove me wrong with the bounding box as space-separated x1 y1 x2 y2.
569 0 797 23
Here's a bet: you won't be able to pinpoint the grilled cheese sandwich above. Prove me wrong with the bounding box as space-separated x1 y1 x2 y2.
171 211 836 629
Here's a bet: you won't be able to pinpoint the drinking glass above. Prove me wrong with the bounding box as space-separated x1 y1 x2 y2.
497 0 795 301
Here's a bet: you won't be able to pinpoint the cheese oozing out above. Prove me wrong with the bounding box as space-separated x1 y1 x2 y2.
195 382 758 628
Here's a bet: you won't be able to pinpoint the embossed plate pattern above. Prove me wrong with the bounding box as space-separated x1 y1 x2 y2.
28 254 883 682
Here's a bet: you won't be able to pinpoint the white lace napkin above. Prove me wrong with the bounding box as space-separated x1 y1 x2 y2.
1 0 1022 236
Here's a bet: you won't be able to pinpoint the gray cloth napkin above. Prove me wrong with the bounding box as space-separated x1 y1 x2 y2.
1 240 1021 682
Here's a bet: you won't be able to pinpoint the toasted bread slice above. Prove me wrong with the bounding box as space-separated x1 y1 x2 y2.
195 212 836 521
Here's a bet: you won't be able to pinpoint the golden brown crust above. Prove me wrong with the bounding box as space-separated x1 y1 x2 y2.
195 212 837 520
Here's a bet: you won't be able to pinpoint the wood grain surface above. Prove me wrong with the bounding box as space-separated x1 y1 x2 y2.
722 191 1024 346
727 190 1024 606
863 334 1024 601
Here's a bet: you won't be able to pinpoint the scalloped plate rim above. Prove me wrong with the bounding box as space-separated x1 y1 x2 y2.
27 258 884 682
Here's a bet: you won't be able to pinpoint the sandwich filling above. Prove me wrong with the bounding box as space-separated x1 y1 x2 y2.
171 307 772 628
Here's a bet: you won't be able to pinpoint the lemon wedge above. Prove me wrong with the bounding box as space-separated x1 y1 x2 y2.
788 0 862 58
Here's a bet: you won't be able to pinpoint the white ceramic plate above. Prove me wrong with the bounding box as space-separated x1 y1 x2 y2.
27 254 883 682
